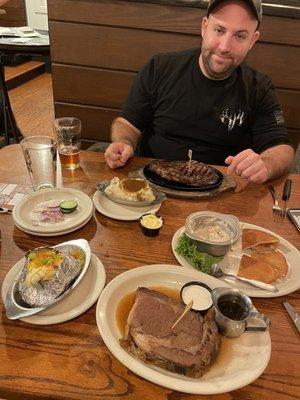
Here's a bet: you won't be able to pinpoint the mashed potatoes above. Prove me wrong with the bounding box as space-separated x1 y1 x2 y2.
105 177 155 202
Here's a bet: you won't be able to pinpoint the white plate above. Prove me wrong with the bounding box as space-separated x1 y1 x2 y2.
14 211 93 237
96 264 271 394
12 188 93 234
2 253 106 325
172 223 300 298
93 191 161 221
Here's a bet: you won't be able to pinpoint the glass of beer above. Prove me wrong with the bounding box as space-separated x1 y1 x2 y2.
54 117 81 169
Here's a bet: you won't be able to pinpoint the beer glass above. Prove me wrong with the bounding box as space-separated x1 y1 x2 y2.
54 117 81 169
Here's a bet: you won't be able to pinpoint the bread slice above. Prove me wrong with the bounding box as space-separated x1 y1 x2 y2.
242 229 279 251
238 254 278 284
251 250 288 278
238 250 288 283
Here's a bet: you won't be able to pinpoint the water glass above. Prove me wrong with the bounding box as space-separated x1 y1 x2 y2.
54 117 81 169
21 136 57 191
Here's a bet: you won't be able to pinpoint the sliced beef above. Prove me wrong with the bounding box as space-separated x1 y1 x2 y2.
120 287 220 378
148 160 220 187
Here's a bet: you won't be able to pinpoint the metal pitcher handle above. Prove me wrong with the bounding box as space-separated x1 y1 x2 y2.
245 310 270 332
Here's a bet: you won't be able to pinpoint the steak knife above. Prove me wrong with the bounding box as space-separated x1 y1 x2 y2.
283 301 300 334
282 179 292 215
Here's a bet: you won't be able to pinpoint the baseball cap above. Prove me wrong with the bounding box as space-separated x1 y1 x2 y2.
207 0 262 23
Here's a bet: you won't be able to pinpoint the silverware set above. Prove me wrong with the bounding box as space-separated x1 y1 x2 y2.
268 179 292 221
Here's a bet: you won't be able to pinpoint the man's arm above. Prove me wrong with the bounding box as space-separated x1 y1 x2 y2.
104 117 141 169
225 144 295 183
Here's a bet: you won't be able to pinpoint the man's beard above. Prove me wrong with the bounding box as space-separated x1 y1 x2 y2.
201 50 237 80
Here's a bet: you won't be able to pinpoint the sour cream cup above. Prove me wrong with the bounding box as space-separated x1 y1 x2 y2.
180 281 213 315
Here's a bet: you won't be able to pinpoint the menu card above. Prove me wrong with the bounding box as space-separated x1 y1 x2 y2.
0 183 32 210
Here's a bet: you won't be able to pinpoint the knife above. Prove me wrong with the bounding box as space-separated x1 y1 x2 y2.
283 301 300 334
282 179 292 215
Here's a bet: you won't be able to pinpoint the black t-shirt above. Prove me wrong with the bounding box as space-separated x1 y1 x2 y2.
121 48 290 165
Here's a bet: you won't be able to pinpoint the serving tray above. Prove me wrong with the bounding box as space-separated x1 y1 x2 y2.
130 168 236 199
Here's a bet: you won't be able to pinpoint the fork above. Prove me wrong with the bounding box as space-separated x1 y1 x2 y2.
268 185 284 220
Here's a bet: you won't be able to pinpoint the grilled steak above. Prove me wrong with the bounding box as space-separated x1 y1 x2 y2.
120 287 220 378
148 160 220 187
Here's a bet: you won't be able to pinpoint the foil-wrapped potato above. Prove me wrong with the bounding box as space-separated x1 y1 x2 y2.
18 245 86 307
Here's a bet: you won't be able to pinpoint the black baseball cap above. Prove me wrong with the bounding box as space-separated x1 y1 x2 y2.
207 0 262 22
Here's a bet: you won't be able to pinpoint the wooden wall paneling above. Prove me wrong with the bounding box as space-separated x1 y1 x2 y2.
278 90 300 131
52 64 300 131
49 22 201 71
54 102 119 141
50 22 300 90
246 44 300 90
52 64 134 108
288 129 300 150
47 0 300 46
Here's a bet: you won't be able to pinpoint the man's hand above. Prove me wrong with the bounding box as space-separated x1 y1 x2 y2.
225 149 270 183
104 142 134 169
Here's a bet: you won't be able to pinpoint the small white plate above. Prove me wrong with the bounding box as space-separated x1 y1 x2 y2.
96 264 271 394
14 212 93 237
93 191 161 221
13 188 93 234
2 253 106 325
172 223 300 298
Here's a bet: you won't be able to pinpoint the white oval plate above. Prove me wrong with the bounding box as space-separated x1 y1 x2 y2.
14 211 93 237
93 191 161 221
12 188 93 234
2 253 106 325
96 264 271 394
172 223 300 298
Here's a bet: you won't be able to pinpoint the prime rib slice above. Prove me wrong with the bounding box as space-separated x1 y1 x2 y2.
120 287 220 378
148 160 220 187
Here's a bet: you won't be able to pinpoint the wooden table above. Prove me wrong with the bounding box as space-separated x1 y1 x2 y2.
0 144 299 400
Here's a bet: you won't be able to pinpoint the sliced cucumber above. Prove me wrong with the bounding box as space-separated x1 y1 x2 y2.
59 200 78 213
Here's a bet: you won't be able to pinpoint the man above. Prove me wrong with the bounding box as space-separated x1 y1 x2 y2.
104 0 294 183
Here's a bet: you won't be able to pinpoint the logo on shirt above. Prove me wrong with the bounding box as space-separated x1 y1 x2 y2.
219 108 245 132
274 109 285 125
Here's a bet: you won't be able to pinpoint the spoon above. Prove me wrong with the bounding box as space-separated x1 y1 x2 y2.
210 264 278 293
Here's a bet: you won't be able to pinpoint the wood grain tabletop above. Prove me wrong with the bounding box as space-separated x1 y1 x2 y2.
0 144 299 400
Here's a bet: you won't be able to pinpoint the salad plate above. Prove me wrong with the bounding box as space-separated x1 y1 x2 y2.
96 264 271 394
172 223 300 298
2 253 106 325
14 211 93 236
96 180 166 207
93 191 161 221
12 188 93 235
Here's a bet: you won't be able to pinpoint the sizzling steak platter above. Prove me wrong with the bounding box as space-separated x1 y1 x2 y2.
148 160 220 187
120 287 220 378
